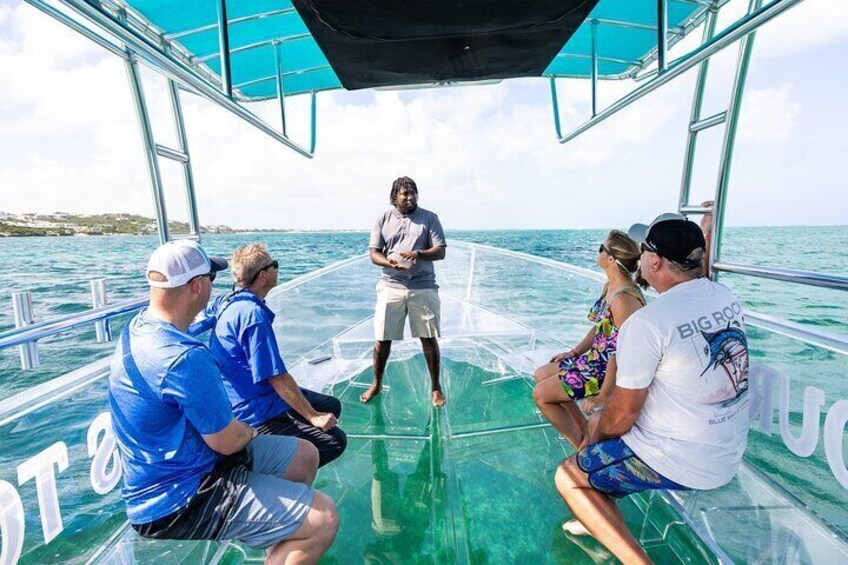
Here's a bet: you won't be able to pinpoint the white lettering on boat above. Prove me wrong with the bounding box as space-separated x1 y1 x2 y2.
87 412 121 495
0 480 25 565
750 363 848 488
824 400 848 490
779 376 826 458
16 442 68 544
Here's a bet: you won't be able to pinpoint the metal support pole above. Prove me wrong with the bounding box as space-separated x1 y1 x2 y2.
309 91 317 154
711 0 762 282
556 0 805 144
121 11 169 243
216 0 232 98
549 77 564 139
90 279 112 343
657 0 669 73
273 41 288 136
678 6 720 212
590 20 599 117
12 292 40 370
167 79 201 238
44 0 313 157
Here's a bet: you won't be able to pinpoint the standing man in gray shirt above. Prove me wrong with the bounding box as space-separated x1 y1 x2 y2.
361 176 448 407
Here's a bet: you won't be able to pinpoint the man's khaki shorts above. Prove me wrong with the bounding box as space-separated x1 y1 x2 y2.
374 286 441 341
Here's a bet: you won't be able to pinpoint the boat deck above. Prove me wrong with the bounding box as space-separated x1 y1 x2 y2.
5 243 847 564
93 344 720 564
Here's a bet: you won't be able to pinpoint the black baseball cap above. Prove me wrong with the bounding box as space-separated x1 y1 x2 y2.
628 213 706 266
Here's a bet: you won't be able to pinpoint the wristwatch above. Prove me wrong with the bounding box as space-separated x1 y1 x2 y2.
416 250 422 259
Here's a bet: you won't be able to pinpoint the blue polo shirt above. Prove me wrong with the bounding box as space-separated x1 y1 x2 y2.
206 290 290 427
107 310 233 525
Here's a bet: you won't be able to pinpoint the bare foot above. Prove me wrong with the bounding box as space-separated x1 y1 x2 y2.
360 383 382 403
562 519 591 537
431 390 446 407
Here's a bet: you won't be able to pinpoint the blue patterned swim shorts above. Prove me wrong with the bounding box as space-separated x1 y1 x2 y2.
576 438 689 498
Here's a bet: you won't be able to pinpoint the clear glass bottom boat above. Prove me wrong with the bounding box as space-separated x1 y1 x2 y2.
2 241 846 564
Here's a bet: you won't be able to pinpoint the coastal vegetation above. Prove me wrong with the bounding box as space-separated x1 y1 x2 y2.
0 212 236 237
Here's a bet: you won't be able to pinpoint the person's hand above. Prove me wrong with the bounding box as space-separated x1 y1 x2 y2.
580 395 606 416
584 411 602 446
399 250 419 264
387 257 410 270
700 200 714 236
550 349 575 364
309 412 337 431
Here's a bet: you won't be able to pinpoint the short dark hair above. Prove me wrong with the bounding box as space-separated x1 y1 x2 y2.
390 176 418 206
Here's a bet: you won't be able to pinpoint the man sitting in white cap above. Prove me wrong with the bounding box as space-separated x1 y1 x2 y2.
108 239 338 564
554 213 750 565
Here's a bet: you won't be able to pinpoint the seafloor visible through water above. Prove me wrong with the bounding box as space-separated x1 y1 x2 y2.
0 226 846 563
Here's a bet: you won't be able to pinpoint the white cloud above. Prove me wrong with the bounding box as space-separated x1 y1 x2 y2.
0 0 845 232
739 83 801 142
750 0 848 57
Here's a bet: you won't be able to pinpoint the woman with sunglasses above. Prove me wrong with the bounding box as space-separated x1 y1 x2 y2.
532 230 646 448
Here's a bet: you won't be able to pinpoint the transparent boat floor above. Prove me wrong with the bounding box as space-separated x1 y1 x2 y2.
11 243 847 563
94 349 720 565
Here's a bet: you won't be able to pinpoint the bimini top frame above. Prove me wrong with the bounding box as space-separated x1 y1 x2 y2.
27 0 723 160
26 0 317 158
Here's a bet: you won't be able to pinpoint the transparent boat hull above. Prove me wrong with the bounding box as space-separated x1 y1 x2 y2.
1 242 846 564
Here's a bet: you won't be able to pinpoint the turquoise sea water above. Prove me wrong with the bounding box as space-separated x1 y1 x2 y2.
0 226 846 397
0 226 846 563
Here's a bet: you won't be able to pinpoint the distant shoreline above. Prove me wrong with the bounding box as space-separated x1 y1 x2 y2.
1 225 845 240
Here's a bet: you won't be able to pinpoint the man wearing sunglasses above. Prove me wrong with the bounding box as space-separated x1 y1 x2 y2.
554 213 750 564
109 240 338 562
201 243 348 469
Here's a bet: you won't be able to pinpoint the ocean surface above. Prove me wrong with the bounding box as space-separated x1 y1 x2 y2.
0 226 847 564
0 226 846 398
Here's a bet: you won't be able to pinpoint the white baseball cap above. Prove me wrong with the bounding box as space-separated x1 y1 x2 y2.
146 240 228 289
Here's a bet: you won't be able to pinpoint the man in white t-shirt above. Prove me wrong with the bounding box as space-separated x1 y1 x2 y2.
555 213 750 565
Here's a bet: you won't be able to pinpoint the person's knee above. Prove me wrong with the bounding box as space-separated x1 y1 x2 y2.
319 429 348 467
311 492 340 542
533 366 548 384
335 428 348 455
327 396 342 417
303 440 320 470
288 440 319 483
532 382 551 406
555 457 582 493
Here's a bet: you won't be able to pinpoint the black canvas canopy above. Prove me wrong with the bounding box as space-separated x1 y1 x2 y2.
291 0 600 90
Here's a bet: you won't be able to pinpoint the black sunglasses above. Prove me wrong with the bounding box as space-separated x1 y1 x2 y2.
189 270 216 284
246 260 279 286
598 243 609 254
640 241 659 254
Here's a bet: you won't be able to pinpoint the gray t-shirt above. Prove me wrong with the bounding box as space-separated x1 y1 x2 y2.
369 207 446 289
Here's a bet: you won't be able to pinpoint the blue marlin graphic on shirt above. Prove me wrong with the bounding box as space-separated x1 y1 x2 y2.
700 323 749 406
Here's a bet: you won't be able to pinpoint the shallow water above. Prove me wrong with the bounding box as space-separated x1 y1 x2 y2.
0 227 846 563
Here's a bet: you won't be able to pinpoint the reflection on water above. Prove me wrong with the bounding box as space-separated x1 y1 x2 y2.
365 402 444 564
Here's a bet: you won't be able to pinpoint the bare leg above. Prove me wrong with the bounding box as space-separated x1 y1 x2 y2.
420 337 444 406
265 492 340 565
532 372 587 448
362 340 391 403
555 457 653 565
282 439 319 485
534 361 560 384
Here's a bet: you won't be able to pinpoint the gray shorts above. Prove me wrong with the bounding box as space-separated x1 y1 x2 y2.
133 435 313 550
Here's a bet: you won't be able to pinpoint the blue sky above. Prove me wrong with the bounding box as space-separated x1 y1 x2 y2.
0 0 846 230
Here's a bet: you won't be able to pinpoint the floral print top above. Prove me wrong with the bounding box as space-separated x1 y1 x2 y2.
557 286 644 400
